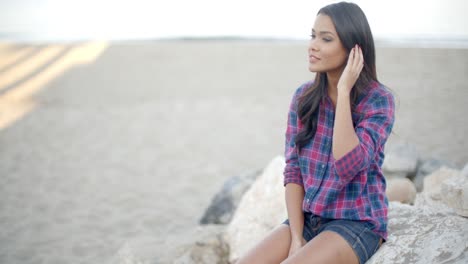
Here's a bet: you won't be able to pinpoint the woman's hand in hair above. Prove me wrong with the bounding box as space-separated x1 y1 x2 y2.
337 44 364 96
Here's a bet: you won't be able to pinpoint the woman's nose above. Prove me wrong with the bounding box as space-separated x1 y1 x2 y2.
309 38 319 51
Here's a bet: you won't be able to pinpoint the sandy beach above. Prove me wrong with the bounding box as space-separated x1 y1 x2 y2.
0 40 467 263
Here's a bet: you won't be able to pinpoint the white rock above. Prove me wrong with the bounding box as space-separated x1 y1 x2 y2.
462 163 468 177
367 202 468 264
423 167 460 200
112 242 145 264
413 192 455 215
111 225 228 264
413 157 458 192
415 167 462 216
383 142 419 178
441 173 468 217
225 156 287 263
173 225 229 264
224 157 468 264
200 169 261 225
386 178 416 204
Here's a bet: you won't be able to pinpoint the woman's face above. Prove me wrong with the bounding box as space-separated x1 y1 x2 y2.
308 14 348 74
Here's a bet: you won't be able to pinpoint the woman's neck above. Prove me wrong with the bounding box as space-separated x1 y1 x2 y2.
326 71 341 98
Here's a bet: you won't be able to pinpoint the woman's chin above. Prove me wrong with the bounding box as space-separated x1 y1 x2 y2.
308 65 321 73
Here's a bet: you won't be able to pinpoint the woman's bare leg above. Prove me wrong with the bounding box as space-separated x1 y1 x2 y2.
280 231 359 264
235 224 292 264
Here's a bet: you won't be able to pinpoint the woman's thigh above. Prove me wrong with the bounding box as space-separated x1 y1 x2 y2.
280 230 359 264
281 218 382 264
235 224 292 264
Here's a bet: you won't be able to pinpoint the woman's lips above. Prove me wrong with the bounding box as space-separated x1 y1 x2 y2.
309 54 321 63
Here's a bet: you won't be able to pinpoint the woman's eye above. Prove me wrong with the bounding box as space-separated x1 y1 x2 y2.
323 38 332 42
310 34 316 39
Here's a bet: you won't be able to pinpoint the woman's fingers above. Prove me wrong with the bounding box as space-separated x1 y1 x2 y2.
353 45 361 70
352 45 358 69
347 46 357 72
347 46 355 66
350 45 364 74
358 46 364 71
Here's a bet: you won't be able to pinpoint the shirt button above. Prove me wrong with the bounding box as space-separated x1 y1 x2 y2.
321 164 325 168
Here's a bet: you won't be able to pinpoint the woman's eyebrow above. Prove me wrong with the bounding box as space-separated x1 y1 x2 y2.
311 29 336 36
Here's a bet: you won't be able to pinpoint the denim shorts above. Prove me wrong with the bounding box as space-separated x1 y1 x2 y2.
282 212 383 264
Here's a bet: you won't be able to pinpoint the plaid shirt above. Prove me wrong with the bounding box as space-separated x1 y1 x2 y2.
283 80 395 240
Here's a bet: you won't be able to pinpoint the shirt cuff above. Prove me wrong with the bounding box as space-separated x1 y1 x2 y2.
283 174 303 187
333 143 364 180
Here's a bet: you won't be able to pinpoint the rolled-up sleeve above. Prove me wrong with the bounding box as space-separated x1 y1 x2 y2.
283 86 305 186
333 92 395 181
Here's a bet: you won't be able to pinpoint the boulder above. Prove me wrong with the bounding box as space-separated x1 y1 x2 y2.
382 142 419 179
441 172 468 217
200 169 261 225
173 225 229 264
112 225 228 264
367 202 468 264
225 156 287 263
423 167 460 200
462 163 468 177
220 156 468 264
385 178 416 204
413 191 455 215
413 157 458 192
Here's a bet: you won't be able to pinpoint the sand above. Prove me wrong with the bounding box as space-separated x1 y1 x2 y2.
0 40 467 263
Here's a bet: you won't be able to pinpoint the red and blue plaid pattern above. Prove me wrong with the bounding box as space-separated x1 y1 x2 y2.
283 80 395 240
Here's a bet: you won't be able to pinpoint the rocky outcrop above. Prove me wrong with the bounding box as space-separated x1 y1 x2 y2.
413 157 457 191
383 142 419 178
199 169 261 225
367 166 468 263
113 225 229 264
385 177 417 204
224 157 468 264
422 167 459 201
440 171 468 217
462 163 468 177
173 225 229 264
175 148 468 264
382 141 461 195
224 156 287 263
366 202 468 264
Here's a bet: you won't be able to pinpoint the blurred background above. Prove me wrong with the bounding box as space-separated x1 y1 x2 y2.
1 0 468 43
0 0 467 263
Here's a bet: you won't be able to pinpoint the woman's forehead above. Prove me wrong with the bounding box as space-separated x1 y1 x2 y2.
312 14 337 34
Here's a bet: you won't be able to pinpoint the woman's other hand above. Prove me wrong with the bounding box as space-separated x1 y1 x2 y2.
288 236 307 257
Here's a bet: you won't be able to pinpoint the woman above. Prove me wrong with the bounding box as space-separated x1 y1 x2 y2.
236 2 395 264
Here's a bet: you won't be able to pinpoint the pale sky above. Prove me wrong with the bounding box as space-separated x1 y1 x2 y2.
1 0 467 41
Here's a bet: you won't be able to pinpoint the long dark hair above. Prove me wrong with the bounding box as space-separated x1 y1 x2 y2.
295 2 377 152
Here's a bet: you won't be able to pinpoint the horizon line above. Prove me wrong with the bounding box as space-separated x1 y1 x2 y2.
1 34 468 49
